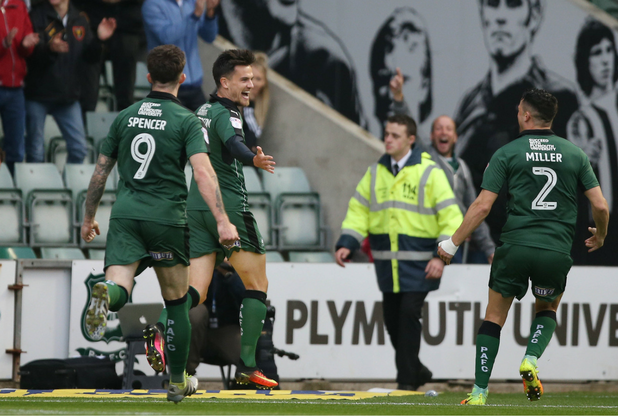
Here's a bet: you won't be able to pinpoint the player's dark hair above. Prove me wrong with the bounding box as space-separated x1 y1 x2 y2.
387 114 417 137
212 49 256 88
521 88 558 125
575 18 618 97
147 45 186 85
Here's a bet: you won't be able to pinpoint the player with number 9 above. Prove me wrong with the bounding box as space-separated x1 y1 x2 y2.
438 89 609 405
80 45 238 403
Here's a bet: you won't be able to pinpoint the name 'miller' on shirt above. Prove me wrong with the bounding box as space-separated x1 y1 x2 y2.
526 138 562 163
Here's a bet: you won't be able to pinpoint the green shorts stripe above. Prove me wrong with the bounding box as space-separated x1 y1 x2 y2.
489 243 572 302
105 218 190 277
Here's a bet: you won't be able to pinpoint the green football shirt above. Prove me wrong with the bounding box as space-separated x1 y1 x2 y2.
481 129 599 254
100 92 209 226
186 95 249 212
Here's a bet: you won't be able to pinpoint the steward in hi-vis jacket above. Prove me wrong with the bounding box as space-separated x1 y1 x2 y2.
335 114 462 392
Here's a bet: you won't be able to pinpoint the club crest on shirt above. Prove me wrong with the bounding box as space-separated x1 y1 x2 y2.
73 26 85 41
230 117 242 129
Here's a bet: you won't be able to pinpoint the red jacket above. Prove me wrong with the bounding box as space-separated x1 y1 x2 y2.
0 0 34 87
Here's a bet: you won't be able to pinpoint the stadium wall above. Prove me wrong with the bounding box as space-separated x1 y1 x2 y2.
2 260 617 382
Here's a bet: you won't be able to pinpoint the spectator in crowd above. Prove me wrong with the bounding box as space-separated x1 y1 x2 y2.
25 0 116 164
389 72 495 264
370 7 432 139
243 52 269 153
567 18 618 265
142 0 220 111
335 114 463 391
73 0 146 112
0 0 38 174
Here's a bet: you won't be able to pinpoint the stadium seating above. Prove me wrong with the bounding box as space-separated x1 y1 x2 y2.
243 167 274 248
88 249 106 260
47 136 97 172
63 164 116 248
85 111 119 148
0 246 36 259
14 163 75 247
261 167 326 250
0 163 25 245
134 62 151 101
288 251 335 263
40 247 86 260
265 251 285 262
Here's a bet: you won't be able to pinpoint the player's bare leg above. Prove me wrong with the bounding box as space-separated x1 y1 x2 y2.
228 250 277 389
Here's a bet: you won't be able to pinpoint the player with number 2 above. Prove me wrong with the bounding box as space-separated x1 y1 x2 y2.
438 89 609 406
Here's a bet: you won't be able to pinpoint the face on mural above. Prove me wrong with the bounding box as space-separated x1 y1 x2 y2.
589 37 616 91
267 0 299 26
480 0 536 60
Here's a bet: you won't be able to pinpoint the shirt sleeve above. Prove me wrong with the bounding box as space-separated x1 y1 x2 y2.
99 116 121 159
481 148 508 194
578 149 600 191
184 115 210 157
215 108 244 145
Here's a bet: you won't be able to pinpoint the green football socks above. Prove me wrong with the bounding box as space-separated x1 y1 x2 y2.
164 294 191 383
525 311 557 359
474 321 502 389
239 291 267 368
105 280 128 312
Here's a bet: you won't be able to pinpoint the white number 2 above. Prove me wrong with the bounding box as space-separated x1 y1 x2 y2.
531 167 557 210
131 133 156 180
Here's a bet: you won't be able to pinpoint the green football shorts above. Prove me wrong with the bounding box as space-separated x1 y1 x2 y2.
489 243 572 302
104 218 190 276
187 210 265 264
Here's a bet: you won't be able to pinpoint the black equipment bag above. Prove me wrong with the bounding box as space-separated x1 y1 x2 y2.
19 356 121 389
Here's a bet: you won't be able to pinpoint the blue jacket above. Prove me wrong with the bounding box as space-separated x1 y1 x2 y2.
142 0 218 88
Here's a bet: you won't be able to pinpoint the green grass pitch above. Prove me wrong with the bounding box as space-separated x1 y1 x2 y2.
1 392 617 415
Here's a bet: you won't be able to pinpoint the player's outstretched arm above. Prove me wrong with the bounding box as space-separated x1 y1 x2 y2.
584 186 609 252
438 189 498 264
81 154 116 242
189 153 239 246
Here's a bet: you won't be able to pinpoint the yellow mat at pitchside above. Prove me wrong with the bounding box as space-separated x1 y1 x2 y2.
0 389 423 400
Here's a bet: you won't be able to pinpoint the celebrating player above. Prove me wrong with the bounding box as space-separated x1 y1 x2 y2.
439 89 609 405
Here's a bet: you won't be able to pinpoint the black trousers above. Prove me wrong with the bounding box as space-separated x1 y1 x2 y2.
382 291 428 385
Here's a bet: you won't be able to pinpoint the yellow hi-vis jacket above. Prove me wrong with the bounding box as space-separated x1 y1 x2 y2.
336 149 463 293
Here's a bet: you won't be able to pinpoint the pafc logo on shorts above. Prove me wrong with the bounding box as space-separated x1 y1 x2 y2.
80 273 124 343
534 286 555 297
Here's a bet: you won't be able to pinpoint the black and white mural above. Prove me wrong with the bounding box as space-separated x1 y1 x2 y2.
219 0 618 265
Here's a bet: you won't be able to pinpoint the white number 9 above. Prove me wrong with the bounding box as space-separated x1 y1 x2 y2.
131 133 156 180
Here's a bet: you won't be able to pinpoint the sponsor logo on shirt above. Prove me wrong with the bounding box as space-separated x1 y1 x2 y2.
533 286 555 297
138 102 162 117
149 251 174 261
528 138 556 151
230 117 242 129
